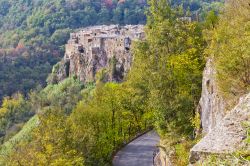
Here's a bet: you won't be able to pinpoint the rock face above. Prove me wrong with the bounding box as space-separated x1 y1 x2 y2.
52 25 144 84
197 58 226 134
189 59 250 164
190 92 250 163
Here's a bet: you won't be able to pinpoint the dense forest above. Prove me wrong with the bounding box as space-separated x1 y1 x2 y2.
0 0 223 101
1 0 248 165
0 0 147 100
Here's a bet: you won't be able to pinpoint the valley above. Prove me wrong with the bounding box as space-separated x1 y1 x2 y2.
0 0 249 166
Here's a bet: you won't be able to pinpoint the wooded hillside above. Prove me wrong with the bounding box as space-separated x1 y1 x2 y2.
0 0 223 101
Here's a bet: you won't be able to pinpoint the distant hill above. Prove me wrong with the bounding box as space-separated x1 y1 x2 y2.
0 0 223 100
0 0 147 100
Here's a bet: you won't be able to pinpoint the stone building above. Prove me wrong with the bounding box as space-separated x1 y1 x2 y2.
52 25 145 84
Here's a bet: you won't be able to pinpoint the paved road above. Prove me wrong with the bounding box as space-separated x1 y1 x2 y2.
113 131 160 166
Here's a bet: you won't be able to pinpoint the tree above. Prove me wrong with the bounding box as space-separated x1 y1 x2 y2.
204 10 218 29
7 109 84 166
130 0 205 135
50 28 71 46
206 0 250 105
0 93 33 143
98 6 111 24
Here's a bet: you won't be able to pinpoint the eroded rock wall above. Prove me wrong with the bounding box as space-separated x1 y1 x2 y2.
197 58 226 134
189 58 250 164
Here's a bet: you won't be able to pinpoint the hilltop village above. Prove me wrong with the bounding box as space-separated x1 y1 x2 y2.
51 25 145 83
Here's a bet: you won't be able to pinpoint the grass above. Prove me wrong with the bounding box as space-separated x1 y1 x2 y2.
0 115 39 162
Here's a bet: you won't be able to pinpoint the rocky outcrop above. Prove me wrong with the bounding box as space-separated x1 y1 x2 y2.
51 25 144 84
197 58 226 134
190 92 250 164
189 59 250 164
154 148 174 166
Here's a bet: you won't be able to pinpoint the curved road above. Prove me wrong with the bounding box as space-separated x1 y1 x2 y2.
113 131 160 166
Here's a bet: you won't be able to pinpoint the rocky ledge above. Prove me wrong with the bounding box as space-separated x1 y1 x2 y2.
190 92 250 163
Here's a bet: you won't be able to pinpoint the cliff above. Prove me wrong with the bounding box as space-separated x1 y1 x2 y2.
197 58 226 134
189 59 250 164
190 92 250 163
49 25 145 84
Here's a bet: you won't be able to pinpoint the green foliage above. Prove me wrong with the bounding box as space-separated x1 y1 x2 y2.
69 82 150 165
159 134 199 166
0 1 228 165
0 115 39 160
0 0 148 101
191 111 201 132
0 54 60 101
3 79 151 165
205 0 250 107
39 77 83 113
0 0 223 102
121 1 205 164
51 28 71 46
174 141 193 166
0 78 85 165
201 152 250 166
235 121 250 162
204 10 219 29
6 110 84 166
0 93 34 143
196 1 250 164
0 77 82 145
133 0 205 136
